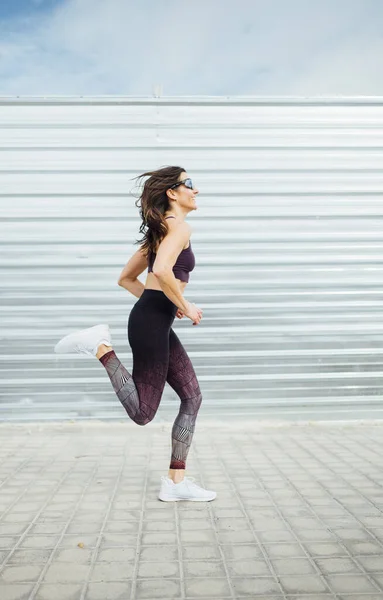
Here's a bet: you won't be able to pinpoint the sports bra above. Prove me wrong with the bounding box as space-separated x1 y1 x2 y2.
147 216 195 283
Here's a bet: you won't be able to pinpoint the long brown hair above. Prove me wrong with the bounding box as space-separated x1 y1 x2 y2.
134 165 185 257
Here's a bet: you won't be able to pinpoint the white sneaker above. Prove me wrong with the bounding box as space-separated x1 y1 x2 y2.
54 324 112 357
158 476 217 502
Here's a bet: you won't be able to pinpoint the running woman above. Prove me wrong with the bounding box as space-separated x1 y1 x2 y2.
54 166 216 502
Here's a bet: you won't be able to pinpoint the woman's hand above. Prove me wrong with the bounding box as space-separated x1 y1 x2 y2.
183 301 203 326
176 309 185 319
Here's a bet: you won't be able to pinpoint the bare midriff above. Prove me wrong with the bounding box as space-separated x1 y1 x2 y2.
144 272 187 294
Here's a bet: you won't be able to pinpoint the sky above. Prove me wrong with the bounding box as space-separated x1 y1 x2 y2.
0 0 382 96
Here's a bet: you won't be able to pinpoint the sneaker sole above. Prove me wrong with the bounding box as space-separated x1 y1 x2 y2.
158 493 217 502
54 324 110 354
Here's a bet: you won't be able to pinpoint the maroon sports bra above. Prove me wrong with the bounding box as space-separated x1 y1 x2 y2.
147 216 195 283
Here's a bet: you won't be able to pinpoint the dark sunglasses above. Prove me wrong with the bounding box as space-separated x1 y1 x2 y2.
168 178 194 190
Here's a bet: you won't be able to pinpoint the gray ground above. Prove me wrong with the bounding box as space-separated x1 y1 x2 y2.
0 420 383 600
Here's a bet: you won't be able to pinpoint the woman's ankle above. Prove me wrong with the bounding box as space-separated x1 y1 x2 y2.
168 468 185 484
96 344 113 360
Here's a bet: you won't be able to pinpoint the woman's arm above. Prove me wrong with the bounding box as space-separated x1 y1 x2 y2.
118 278 145 298
117 248 148 297
153 222 191 312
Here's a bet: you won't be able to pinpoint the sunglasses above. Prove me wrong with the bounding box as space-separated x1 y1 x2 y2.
168 178 194 190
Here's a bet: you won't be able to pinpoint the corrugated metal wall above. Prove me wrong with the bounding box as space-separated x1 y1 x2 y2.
2 97 383 421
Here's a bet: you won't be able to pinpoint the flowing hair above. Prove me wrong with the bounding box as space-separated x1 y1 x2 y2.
134 165 185 258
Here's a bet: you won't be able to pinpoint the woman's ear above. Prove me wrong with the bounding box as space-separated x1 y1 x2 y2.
166 188 177 202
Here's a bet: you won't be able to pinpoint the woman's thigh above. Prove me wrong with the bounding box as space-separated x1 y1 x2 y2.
127 291 176 418
167 328 202 414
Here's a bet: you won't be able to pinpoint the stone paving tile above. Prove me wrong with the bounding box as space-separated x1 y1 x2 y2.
34 583 83 600
324 573 382 593
28 522 67 535
85 581 132 600
58 534 99 548
271 557 318 576
134 578 181 598
263 542 307 558
104 521 139 534
66 522 102 535
143 520 176 532
228 558 273 577
220 544 264 561
283 596 333 600
90 561 134 581
180 519 212 531
303 542 350 556
313 556 360 574
137 561 180 578
336 596 383 600
18 536 60 549
257 529 298 543
0 564 44 583
142 531 178 545
1 421 383 599
53 547 93 564
279 575 330 594
185 597 232 600
0 537 20 550
185 577 232 598
180 530 218 544
183 560 227 578
216 530 256 544
342 541 383 555
0 524 29 536
42 563 90 584
0 550 9 562
97 546 136 562
357 556 383 572
6 550 57 572
282 596 333 600
0 583 35 600
100 533 138 547
231 576 282 596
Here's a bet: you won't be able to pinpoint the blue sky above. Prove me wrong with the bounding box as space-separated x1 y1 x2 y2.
0 0 382 96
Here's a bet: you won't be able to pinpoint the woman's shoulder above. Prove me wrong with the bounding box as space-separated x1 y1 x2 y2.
167 218 191 247
165 216 192 235
161 217 191 252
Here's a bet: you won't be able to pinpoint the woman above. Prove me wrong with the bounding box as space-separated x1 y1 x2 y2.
54 166 216 502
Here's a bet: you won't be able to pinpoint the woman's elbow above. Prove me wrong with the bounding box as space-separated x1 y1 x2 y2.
118 276 132 286
153 266 170 279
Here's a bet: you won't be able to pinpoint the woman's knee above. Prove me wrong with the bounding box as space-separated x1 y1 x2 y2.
134 412 155 426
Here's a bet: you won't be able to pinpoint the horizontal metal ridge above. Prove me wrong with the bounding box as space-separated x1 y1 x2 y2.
1 95 383 106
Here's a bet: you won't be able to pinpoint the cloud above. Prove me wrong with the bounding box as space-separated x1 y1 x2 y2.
0 0 382 96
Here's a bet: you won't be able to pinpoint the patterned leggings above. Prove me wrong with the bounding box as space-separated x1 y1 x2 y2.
99 289 202 470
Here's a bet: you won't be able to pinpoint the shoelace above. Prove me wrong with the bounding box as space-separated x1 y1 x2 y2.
74 343 92 356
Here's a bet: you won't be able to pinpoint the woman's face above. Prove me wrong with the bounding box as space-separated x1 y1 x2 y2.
172 172 199 212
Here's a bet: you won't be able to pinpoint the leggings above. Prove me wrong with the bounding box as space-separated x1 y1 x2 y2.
99 289 203 470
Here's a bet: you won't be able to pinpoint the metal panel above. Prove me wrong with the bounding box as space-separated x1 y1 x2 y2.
1 96 383 421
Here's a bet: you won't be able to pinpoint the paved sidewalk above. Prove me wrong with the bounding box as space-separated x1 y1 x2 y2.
0 420 383 600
